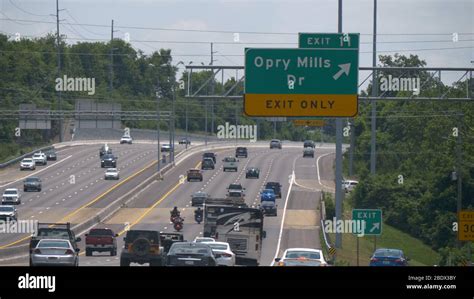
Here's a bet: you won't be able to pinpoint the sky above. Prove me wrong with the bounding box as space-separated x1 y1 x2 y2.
0 0 473 85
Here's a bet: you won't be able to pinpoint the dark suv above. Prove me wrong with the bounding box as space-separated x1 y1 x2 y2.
120 230 164 266
165 242 217 266
235 147 248 158
101 154 117 168
203 152 217 164
23 177 42 192
303 140 315 148
265 182 282 198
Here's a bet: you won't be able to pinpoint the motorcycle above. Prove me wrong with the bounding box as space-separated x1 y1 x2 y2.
170 214 180 223
195 213 203 224
173 217 184 232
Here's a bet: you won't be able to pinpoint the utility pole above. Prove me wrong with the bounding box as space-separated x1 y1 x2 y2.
349 120 355 176
210 43 216 135
56 0 63 142
156 81 161 175
334 0 343 249
456 113 463 247
109 20 114 95
370 0 378 175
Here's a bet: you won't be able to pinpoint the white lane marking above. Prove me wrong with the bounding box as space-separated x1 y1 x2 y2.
270 159 297 266
316 152 335 190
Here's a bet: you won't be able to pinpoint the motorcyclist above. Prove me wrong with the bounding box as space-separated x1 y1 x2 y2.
194 207 203 218
170 206 180 218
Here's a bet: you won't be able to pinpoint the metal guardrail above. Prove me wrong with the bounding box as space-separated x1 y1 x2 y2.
320 193 332 250
0 146 54 169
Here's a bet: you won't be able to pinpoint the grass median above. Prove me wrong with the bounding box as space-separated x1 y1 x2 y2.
325 192 440 266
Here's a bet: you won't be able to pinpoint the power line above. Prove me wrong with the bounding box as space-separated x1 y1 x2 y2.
1 17 473 37
0 45 472 57
8 0 51 18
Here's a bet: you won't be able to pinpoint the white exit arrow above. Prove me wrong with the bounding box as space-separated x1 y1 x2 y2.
333 63 351 80
369 222 380 233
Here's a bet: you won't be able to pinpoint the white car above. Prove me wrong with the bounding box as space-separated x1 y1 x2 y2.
202 241 236 266
32 152 47 165
193 237 215 243
342 180 359 193
20 158 36 170
120 136 133 144
274 248 327 266
104 168 119 180
2 188 21 205
0 205 17 221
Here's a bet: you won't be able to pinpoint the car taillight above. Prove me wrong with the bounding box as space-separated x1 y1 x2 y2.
65 249 74 255
370 257 379 262
34 249 41 254
221 253 232 258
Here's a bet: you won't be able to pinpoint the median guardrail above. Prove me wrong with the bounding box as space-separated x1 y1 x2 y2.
0 146 54 169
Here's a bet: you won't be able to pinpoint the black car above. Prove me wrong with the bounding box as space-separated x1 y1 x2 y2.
227 183 244 192
45 150 57 161
23 177 42 192
265 182 282 198
120 230 164 266
203 152 216 164
165 242 217 266
191 192 209 207
235 147 248 158
245 167 260 179
201 158 215 170
260 201 277 216
179 138 191 145
101 154 117 168
270 139 282 149
303 140 315 148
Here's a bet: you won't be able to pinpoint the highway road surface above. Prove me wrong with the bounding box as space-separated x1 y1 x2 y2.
0 141 337 266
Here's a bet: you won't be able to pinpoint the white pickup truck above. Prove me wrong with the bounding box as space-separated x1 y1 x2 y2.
222 157 239 172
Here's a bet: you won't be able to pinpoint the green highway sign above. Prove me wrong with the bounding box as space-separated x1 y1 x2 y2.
245 48 358 95
352 209 382 236
299 32 360 49
244 32 359 117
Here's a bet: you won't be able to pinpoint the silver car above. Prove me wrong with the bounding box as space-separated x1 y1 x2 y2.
104 168 119 180
30 239 79 266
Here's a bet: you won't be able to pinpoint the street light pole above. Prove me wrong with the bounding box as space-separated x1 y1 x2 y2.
156 87 161 176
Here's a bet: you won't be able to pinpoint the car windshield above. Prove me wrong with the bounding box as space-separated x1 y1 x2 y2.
263 189 275 194
224 157 236 162
4 190 17 195
169 243 211 255
25 178 39 182
38 240 70 248
374 249 402 258
206 243 228 251
0 206 14 212
23 159 33 162
106 169 117 172
38 229 70 238
228 184 242 190
285 251 321 260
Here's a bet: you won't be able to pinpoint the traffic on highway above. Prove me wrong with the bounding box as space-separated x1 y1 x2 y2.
0 0 472 297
